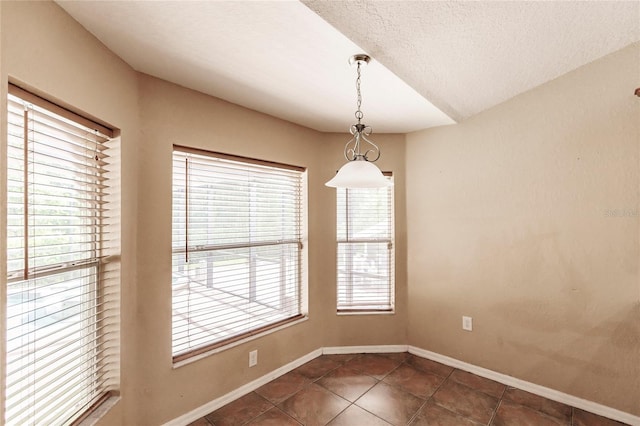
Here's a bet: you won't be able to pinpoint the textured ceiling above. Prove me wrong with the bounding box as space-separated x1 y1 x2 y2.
56 1 639 133
303 0 640 121
55 0 453 133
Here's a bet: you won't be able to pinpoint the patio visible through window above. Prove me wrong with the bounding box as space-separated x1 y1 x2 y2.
171 147 306 361
336 174 394 312
5 85 118 425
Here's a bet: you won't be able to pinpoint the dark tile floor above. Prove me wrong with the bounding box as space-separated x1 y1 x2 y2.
188 352 630 426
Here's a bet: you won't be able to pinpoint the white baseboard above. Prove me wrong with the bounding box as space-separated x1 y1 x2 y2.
163 348 322 426
323 344 408 355
165 345 640 426
408 346 640 426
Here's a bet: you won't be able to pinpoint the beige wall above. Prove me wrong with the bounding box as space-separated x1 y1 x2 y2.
406 43 640 415
136 76 407 424
0 2 407 424
320 133 408 348
135 76 327 424
0 1 140 424
1 0 637 424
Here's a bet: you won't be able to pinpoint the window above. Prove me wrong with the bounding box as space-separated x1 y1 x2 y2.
5 85 118 425
172 146 306 361
337 175 394 312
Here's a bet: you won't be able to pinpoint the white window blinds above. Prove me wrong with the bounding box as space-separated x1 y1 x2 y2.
337 175 394 312
5 85 118 425
172 147 305 361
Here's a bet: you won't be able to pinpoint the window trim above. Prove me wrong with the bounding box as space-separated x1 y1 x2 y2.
173 144 305 172
5 84 119 425
173 315 309 366
8 84 114 138
336 172 395 314
171 146 308 363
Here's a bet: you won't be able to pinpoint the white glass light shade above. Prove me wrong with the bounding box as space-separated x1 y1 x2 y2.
325 159 393 188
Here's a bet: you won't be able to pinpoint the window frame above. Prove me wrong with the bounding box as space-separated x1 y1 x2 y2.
171 145 308 363
4 84 118 425
336 173 395 314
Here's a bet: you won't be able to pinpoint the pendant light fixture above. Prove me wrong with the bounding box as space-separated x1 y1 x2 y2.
325 54 393 188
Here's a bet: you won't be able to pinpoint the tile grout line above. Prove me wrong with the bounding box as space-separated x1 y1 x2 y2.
243 391 278 426
356 353 407 425
345 353 402 425
252 360 333 426
402 356 429 426
419 364 503 426
383 353 436 425
195 352 631 426
405 356 455 425
301 353 381 426
306 356 355 426
336 353 417 425
498 388 577 426
571 406 574 426
486 385 508 426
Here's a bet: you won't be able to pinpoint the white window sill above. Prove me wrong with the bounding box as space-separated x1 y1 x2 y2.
337 310 396 316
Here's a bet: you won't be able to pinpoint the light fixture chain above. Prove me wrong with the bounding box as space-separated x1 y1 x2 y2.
355 61 363 124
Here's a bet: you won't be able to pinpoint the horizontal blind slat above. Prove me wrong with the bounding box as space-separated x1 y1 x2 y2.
172 147 304 357
9 84 113 138
5 91 117 426
336 178 394 311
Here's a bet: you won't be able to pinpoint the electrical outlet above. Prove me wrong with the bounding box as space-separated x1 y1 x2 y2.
249 350 258 367
462 316 473 331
